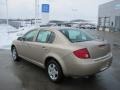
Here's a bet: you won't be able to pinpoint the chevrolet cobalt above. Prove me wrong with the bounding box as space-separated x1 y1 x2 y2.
11 27 112 82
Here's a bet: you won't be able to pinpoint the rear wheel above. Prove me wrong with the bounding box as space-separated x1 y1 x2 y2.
11 47 19 61
46 60 63 83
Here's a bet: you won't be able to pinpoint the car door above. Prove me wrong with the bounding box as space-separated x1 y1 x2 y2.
29 30 55 64
21 30 38 59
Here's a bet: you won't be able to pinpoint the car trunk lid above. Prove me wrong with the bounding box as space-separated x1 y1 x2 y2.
72 40 111 59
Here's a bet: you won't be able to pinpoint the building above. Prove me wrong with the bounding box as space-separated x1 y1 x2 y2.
98 0 120 32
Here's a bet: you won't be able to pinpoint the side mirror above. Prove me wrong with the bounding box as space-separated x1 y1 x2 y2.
17 37 25 41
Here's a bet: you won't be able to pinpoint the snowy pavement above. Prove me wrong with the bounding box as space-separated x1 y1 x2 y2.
0 24 36 49
0 24 17 49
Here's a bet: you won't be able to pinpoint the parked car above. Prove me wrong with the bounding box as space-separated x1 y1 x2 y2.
11 27 112 83
79 24 96 29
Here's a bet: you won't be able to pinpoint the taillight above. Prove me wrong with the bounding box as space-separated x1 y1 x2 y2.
73 48 90 59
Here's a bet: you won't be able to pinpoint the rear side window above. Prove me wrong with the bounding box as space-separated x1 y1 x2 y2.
60 29 94 43
36 31 55 43
24 30 38 42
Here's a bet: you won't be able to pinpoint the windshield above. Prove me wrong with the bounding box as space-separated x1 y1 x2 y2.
60 29 94 43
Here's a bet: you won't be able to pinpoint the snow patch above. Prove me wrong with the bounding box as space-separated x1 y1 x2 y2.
0 25 36 49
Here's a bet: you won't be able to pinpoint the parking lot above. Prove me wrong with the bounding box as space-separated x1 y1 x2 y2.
0 30 120 90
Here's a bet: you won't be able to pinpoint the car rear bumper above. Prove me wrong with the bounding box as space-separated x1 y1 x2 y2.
63 52 112 76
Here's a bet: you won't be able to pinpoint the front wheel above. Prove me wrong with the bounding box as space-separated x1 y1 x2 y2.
46 60 64 83
11 47 19 61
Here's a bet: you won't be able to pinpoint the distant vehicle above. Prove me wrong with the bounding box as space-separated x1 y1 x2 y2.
89 25 97 29
79 24 96 29
11 27 112 83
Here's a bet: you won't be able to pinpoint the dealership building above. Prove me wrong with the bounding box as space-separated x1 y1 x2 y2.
98 0 120 31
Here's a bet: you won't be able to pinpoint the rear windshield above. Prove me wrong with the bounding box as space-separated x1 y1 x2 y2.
60 29 94 43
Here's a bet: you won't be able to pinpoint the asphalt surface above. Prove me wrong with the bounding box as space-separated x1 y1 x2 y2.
0 30 120 90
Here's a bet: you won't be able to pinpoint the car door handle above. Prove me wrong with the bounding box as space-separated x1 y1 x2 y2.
42 46 46 48
42 46 48 50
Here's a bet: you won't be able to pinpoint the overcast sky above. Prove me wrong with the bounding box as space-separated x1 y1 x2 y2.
0 0 112 21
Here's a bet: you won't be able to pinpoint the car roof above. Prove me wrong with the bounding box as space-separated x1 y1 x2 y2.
36 26 77 31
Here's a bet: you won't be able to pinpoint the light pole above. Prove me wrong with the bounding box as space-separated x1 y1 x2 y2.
35 0 39 27
6 0 9 34
72 8 78 20
35 0 37 26
6 0 8 26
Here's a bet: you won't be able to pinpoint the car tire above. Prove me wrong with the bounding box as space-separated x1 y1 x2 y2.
46 59 64 83
11 46 19 61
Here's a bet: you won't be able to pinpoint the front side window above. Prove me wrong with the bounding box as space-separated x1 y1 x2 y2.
60 29 94 43
24 30 38 41
36 31 54 43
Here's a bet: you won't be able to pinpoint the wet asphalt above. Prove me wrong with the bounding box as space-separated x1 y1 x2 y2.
0 30 120 90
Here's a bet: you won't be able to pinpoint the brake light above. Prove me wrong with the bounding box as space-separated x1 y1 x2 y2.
73 48 90 59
